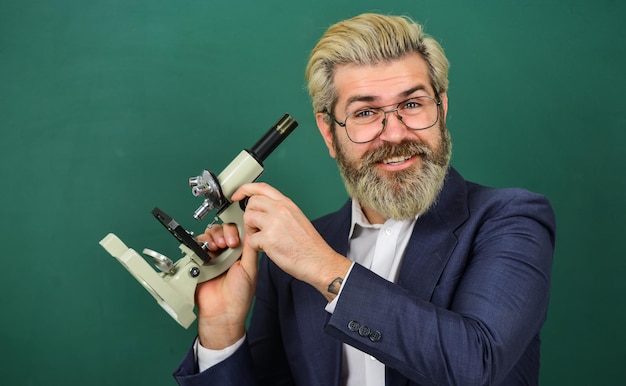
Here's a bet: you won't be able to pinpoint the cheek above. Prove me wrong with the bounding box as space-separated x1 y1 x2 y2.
335 137 370 165
416 126 444 149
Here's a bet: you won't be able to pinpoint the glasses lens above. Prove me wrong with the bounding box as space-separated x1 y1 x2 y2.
345 108 385 143
345 96 439 143
396 96 439 129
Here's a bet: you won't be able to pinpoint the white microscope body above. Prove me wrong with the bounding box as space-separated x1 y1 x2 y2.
100 114 297 328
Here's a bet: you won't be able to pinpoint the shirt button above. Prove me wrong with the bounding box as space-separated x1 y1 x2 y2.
358 325 371 337
347 321 360 332
385 227 393 236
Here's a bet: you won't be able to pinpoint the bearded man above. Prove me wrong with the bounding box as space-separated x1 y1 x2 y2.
174 13 556 386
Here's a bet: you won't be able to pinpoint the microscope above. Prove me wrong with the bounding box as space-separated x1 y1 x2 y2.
99 114 298 328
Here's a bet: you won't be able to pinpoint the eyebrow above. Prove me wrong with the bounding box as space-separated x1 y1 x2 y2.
343 85 430 112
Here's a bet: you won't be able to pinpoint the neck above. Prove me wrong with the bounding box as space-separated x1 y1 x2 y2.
362 206 387 225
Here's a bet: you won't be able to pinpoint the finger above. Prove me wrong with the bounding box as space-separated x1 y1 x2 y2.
231 182 283 203
241 205 264 237
199 223 235 250
221 222 240 248
196 224 224 250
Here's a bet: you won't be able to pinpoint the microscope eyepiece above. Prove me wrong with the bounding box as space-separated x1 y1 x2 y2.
249 114 298 162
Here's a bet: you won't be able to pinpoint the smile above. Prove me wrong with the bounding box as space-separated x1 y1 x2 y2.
382 155 412 165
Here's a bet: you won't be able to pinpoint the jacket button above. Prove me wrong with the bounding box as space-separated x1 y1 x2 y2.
358 325 371 337
348 321 360 331
369 330 382 342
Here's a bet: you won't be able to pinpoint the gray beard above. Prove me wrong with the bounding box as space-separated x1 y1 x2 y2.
334 126 451 221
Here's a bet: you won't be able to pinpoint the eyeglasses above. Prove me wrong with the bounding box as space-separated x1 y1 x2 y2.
325 95 442 144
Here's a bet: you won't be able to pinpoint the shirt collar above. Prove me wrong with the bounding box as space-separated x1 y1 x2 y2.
349 200 419 238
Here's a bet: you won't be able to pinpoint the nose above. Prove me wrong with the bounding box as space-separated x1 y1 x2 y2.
379 109 410 143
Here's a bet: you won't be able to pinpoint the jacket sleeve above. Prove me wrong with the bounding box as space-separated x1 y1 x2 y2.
173 338 258 386
324 189 556 385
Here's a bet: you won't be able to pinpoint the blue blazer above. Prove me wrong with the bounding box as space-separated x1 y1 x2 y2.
174 167 556 385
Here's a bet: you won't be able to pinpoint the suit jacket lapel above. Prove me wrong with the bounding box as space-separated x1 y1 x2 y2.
396 167 469 300
387 168 469 385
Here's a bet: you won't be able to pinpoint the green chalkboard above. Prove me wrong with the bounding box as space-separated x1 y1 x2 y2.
1 1 624 384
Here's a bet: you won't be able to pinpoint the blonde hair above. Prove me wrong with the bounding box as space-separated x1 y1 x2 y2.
305 13 449 121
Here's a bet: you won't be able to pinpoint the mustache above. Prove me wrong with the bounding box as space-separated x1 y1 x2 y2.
362 140 433 165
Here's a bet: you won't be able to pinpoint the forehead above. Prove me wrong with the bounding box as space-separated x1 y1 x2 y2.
333 52 433 111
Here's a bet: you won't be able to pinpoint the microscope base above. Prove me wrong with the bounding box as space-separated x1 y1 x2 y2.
99 233 200 329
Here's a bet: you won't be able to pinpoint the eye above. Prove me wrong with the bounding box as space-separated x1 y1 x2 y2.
348 108 382 125
353 108 377 119
402 99 423 110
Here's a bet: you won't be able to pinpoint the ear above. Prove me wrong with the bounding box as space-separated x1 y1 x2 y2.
440 92 449 122
316 112 337 159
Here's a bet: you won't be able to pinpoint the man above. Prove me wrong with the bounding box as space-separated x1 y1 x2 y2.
174 13 556 385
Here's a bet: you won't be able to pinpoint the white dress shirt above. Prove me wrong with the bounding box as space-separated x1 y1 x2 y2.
332 201 417 386
196 200 417 386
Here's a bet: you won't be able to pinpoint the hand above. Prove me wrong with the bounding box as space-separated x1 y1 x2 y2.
232 182 352 301
194 224 257 350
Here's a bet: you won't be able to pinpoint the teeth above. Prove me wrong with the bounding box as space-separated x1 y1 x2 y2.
383 155 411 165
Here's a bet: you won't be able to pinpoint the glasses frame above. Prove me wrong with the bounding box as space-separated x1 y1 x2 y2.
324 95 442 144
